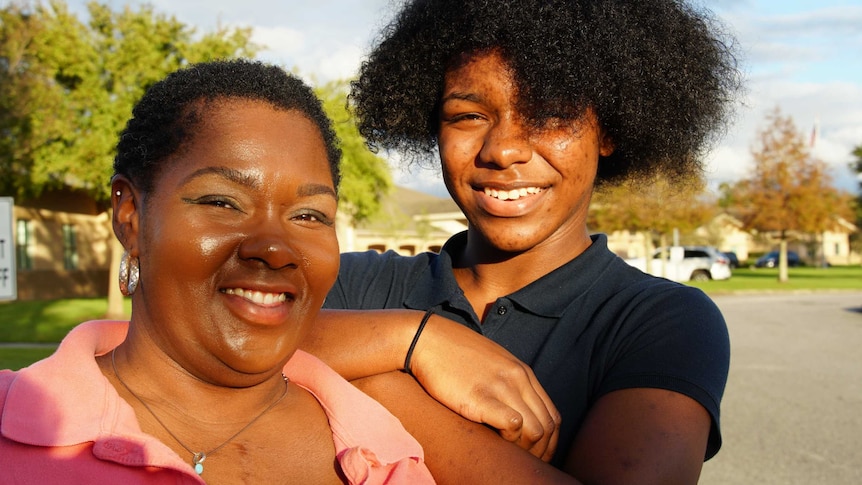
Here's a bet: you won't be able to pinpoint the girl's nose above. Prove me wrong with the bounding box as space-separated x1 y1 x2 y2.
479 118 532 168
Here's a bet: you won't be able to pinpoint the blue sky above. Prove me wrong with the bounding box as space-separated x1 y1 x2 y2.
21 0 862 195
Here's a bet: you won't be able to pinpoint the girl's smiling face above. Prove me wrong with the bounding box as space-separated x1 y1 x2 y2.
438 51 613 259
119 98 339 384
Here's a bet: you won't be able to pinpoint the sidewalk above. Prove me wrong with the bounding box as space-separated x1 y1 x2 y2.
700 291 862 485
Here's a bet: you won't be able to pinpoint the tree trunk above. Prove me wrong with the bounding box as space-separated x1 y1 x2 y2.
778 239 789 283
658 233 669 278
643 231 652 274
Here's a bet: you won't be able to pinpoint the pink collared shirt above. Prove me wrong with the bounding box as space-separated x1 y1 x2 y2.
0 320 434 484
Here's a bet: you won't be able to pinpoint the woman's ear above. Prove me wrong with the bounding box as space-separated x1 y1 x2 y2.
111 176 141 256
599 132 615 157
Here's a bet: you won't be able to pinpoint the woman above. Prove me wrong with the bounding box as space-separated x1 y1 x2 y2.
0 60 434 484
307 0 740 483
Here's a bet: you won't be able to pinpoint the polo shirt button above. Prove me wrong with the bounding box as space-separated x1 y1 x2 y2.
497 305 507 315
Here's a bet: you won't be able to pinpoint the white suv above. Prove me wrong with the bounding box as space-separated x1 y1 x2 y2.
625 246 732 282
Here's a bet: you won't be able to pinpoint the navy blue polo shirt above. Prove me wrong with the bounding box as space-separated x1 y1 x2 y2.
325 232 730 467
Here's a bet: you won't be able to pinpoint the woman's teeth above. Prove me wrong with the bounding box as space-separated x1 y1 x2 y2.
483 186 542 201
223 288 286 305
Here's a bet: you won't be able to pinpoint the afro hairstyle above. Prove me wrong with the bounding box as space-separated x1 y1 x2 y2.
351 0 742 184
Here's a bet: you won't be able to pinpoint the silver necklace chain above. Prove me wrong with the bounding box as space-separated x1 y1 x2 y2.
111 349 289 475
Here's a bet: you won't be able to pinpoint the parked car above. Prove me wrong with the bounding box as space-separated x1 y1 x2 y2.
625 246 732 282
754 250 801 268
722 251 740 269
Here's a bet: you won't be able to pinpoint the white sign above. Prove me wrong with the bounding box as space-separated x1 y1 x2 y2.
0 197 17 301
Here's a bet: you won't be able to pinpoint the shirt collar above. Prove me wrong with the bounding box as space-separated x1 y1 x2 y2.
402 232 612 318
508 233 611 317
2 320 132 447
1 321 217 480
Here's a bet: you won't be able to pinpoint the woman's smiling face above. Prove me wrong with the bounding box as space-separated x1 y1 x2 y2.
438 51 613 258
125 98 339 383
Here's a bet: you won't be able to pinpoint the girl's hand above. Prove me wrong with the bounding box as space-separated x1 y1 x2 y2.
410 314 561 461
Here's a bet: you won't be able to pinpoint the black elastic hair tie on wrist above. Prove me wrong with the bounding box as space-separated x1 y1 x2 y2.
403 308 436 376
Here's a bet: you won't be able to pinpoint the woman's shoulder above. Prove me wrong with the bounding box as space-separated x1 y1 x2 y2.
283 351 435 484
0 368 17 408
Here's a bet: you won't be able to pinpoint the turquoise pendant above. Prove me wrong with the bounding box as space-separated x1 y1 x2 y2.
193 452 206 475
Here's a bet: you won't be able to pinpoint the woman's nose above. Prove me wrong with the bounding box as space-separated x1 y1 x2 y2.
479 118 532 168
237 221 299 270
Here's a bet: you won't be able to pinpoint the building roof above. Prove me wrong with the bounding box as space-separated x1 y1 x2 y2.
356 185 465 235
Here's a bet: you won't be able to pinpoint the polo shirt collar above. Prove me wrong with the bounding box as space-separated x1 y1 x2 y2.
508 234 610 317
403 232 611 318
2 320 132 447
1 320 195 477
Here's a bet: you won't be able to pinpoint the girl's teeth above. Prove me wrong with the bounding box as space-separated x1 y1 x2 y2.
484 187 542 200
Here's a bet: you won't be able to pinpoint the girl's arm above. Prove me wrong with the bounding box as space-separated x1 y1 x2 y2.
302 309 560 460
352 370 579 484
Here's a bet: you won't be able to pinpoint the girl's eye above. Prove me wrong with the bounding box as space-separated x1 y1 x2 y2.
445 112 483 123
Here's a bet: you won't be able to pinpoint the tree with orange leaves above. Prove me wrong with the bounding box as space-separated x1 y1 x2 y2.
727 108 853 282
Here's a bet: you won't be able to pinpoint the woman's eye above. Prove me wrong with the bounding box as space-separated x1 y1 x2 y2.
185 196 239 210
208 200 233 209
293 210 333 226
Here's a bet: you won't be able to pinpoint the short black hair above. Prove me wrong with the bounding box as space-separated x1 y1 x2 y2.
114 59 341 193
351 0 742 184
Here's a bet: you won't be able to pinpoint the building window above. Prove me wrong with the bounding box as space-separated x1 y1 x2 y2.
834 243 841 256
16 219 33 270
63 224 78 270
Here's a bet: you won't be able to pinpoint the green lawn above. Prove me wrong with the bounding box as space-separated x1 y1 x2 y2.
2 266 861 370
0 297 130 370
0 298 131 343
0 346 58 371
687 265 862 293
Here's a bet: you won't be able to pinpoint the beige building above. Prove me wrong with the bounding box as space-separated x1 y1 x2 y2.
336 186 467 255
819 217 860 265
604 212 859 267
11 188 113 301
603 214 755 262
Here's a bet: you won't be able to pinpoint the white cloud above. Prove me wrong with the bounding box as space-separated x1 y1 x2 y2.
252 25 306 60
721 78 862 190
310 43 365 82
706 2 862 194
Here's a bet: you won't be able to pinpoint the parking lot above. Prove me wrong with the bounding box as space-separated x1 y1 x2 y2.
698 291 862 485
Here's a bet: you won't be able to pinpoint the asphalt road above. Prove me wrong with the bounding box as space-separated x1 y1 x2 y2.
698 291 862 485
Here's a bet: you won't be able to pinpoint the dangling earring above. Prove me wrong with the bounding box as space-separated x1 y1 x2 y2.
119 250 140 296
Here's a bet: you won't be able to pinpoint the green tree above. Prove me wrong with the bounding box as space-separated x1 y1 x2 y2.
1 0 257 316
727 108 853 282
1 0 257 200
851 144 862 183
849 144 862 258
316 79 392 224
